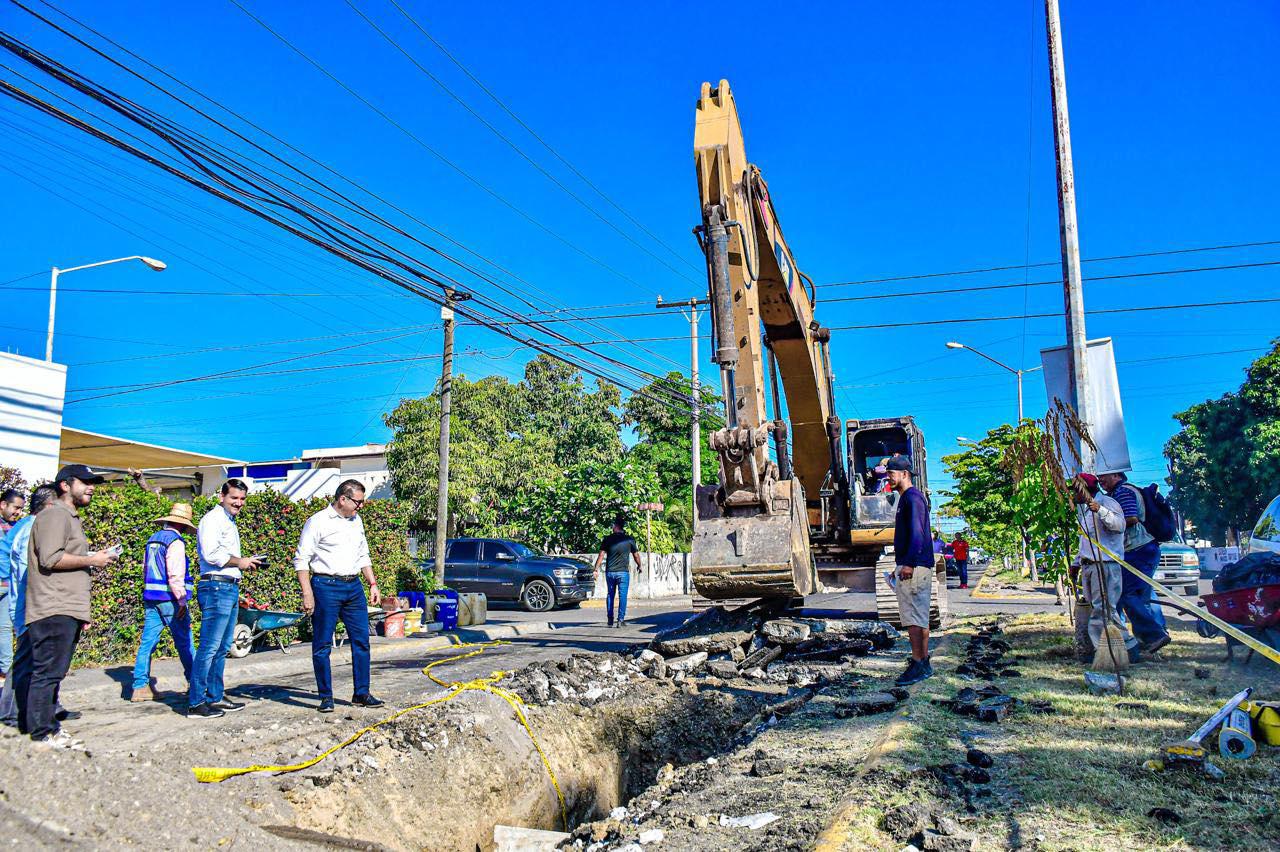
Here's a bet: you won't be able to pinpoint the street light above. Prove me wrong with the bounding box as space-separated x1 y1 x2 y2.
47 256 167 360
945 341 1042 422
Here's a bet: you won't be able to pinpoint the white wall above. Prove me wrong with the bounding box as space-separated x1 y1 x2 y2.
570 553 692 599
0 352 67 486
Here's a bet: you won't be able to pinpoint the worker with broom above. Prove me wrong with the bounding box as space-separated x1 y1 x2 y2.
1071 473 1141 666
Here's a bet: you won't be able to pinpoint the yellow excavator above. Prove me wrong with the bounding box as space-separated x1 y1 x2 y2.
691 80 945 625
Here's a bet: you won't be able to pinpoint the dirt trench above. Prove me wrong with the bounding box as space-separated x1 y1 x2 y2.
280 677 804 851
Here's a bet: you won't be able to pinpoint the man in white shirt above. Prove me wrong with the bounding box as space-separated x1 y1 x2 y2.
1071 473 1140 665
188 480 261 719
295 480 383 713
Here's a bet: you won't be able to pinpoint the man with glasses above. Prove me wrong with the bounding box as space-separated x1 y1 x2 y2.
295 480 383 713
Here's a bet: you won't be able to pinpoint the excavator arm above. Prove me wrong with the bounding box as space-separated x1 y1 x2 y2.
691 79 849 599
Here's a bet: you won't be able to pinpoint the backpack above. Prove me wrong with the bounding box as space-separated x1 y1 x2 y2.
1134 483 1177 543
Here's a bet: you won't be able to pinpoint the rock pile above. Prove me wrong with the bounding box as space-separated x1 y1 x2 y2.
503 653 652 706
644 602 899 688
881 802 979 852
955 622 1019 680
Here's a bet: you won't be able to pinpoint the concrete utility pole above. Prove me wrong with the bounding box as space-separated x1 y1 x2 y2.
433 288 471 590
655 296 709 524
1045 0 1092 471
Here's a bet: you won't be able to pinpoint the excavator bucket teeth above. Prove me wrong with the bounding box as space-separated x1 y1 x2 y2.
692 479 816 600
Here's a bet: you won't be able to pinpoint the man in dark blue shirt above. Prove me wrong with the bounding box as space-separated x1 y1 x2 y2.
888 456 935 686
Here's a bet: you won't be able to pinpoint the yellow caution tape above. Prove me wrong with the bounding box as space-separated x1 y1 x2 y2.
1081 532 1280 667
191 640 568 830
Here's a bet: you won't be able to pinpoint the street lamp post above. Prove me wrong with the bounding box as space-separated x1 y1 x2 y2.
945 342 1042 423
47 255 166 361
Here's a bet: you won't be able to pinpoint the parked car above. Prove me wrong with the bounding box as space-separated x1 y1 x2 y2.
1155 538 1201 596
1245 494 1280 557
429 538 596 612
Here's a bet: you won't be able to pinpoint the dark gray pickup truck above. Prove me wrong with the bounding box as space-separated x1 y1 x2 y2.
428 538 596 612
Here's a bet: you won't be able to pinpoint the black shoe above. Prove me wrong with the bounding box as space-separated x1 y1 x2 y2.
215 698 246 713
1127 645 1143 665
55 708 82 722
317 698 335 713
921 656 935 680
1142 634 1172 655
607 621 614 628
895 659 928 687
617 619 626 628
352 693 384 708
187 703 225 719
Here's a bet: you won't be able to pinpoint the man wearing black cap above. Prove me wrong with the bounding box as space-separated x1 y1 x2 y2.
886 455 935 686
15 465 118 748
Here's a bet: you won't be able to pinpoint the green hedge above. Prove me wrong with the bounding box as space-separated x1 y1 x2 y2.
73 486 419 667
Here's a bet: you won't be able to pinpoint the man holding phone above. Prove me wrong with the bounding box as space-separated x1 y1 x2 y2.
188 479 261 719
16 466 116 748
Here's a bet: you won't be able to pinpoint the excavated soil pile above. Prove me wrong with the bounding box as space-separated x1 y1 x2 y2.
280 607 905 851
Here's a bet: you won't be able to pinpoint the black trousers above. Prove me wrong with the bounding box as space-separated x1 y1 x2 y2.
15 615 82 740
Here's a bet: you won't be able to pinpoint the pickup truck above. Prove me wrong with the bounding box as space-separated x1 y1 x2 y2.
426 538 596 612
1154 539 1201 596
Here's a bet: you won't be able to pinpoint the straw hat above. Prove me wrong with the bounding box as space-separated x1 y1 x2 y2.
154 502 197 533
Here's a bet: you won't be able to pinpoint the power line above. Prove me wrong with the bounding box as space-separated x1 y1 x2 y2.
828 296 1280 332
383 0 694 272
0 270 43 287
342 0 699 285
21 0 683 375
820 259 1280 305
818 238 1280 289
223 0 661 296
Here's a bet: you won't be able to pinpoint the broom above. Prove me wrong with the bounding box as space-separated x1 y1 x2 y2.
1091 623 1130 672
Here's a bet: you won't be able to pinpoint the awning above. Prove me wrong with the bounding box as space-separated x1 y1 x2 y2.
59 426 239 472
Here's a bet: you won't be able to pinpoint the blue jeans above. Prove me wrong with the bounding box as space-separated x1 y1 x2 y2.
0 587 12 675
1119 541 1167 645
310 576 370 700
606 572 630 624
131 600 195 690
188 581 240 707
956 560 969 586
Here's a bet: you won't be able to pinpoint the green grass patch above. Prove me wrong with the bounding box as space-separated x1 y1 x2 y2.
837 613 1280 850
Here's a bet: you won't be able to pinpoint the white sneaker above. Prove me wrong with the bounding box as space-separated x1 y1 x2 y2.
34 730 85 751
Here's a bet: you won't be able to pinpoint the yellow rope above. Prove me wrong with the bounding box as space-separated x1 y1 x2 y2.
1081 532 1280 667
190 639 569 830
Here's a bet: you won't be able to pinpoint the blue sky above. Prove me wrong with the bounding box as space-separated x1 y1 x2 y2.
1 0 1277 497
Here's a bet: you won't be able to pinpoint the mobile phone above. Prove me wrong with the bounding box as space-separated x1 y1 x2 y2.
106 543 124 558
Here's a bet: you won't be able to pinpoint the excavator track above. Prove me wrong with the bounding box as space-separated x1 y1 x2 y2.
874 555 949 629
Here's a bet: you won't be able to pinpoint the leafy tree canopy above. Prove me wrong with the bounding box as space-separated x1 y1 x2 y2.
1166 339 1280 543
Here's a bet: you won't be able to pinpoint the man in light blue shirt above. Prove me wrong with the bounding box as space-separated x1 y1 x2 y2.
0 485 57 726
187 479 261 719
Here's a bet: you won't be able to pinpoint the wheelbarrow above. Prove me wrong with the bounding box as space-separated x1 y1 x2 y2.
229 606 307 658
1195 583 1280 663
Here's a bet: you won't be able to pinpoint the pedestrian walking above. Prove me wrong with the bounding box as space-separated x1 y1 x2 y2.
952 532 971 589
0 485 56 727
595 514 640 628
0 488 24 537
15 466 117 748
888 456 935 686
129 503 197 702
1071 473 1140 665
188 479 261 720
295 480 383 713
1099 470 1171 655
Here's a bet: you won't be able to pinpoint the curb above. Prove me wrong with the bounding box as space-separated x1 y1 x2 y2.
969 567 1048 601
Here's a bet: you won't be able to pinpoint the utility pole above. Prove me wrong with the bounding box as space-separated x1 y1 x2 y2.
656 296 709 524
1045 0 1092 471
433 288 471 590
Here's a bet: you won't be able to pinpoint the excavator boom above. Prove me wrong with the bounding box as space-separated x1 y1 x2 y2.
691 80 849 600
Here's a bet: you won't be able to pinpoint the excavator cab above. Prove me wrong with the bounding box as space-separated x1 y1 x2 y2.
847 417 928 528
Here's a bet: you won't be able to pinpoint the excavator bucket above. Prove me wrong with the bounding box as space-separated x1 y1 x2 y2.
691 479 816 599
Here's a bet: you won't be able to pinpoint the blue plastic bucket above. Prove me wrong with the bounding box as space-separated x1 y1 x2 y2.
434 589 459 631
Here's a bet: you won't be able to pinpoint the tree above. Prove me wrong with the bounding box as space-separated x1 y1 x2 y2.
384 374 536 532
623 372 719 502
520 354 623 469
939 421 1075 580
0 465 28 496
508 457 665 553
1166 339 1280 543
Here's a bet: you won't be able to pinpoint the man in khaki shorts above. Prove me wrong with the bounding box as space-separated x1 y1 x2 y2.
887 456 935 686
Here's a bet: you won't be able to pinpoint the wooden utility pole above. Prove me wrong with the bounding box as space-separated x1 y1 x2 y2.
433 289 471 590
655 296 709 524
1045 0 1093 472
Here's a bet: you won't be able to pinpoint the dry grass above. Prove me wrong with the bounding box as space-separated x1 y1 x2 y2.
836 612 1280 851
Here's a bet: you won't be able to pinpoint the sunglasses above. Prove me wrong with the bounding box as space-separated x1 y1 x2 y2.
344 496 366 507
